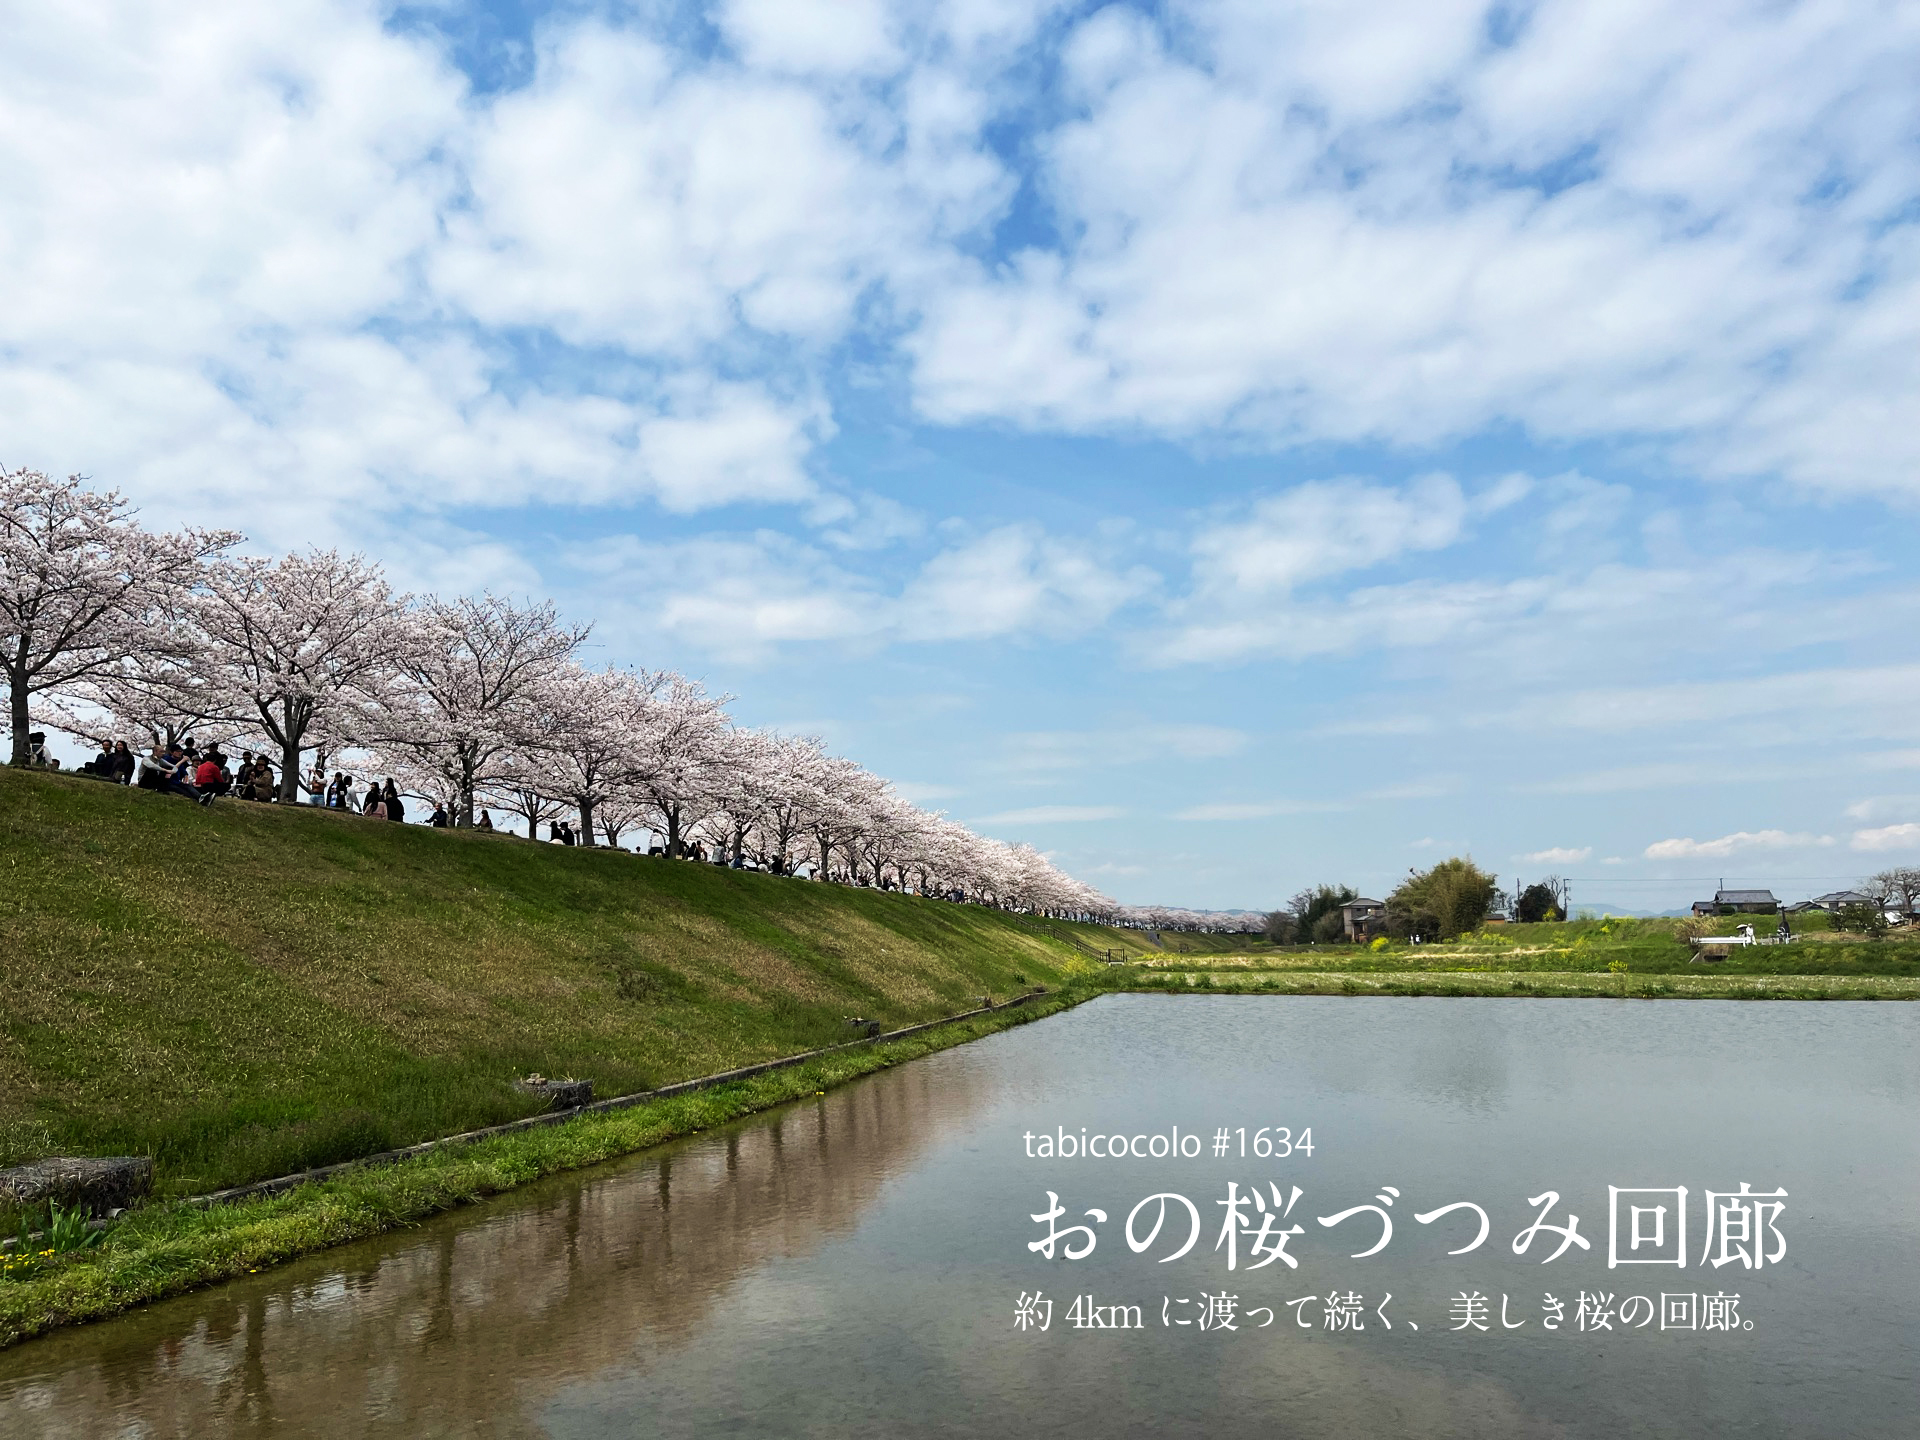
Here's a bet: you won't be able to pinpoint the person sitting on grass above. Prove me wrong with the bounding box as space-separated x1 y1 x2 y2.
81 740 116 776
160 744 211 805
193 750 224 796
110 740 136 784
382 779 404 823
476 809 494 831
248 756 276 802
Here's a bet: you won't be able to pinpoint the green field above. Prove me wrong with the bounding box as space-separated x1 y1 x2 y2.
0 768 1092 1198
1121 913 1920 980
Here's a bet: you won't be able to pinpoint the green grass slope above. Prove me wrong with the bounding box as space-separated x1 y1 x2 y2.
0 769 1084 1197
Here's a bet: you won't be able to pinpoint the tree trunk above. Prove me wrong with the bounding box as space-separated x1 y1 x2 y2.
266 697 309 803
577 796 595 843
457 748 478 828
8 667 29 767
279 734 302 801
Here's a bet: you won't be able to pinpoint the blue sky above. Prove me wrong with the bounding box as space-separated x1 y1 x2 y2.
6 0 1920 910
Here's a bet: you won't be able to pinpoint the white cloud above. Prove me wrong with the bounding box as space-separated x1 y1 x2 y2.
1314 715 1435 737
569 523 1144 660
898 525 1150 641
1175 800 1341 821
1494 664 1920 746
1189 473 1468 599
979 805 1125 824
632 384 824 512
1845 795 1920 822
889 780 960 804
718 0 900 75
1850 823 1920 853
1364 777 1458 801
0 6 926 541
1001 725 1250 774
1519 846 1592 865
1644 830 1833 860
905 1 1920 499
3 0 1918 568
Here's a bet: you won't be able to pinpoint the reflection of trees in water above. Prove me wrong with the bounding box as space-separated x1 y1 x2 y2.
0 1059 992 1439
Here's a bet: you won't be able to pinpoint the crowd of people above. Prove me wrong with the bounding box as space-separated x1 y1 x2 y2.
51 730 873 872
59 732 445 828
26 722 1199 923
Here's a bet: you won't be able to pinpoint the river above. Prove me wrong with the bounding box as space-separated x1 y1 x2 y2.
2 995 1915 1438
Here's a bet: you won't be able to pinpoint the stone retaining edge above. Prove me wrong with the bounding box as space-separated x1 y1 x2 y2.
173 991 1042 1212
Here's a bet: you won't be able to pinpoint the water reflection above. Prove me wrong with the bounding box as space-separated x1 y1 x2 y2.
1 1058 992 1438
2 997 1915 1440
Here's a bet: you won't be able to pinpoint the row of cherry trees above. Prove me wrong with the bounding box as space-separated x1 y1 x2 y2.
2 468 1119 920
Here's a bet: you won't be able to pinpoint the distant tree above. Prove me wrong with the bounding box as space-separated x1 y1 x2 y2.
1833 902 1889 936
1865 867 1920 914
1514 881 1566 924
1262 909 1297 944
1292 884 1357 940
1310 910 1346 943
1388 857 1499 940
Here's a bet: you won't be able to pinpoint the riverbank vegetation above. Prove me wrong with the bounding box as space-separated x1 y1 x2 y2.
1121 913 1920 980
0 992 1083 1348
0 767 1087 1197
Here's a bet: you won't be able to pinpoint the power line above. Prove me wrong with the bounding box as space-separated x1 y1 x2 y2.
1563 876 1878 884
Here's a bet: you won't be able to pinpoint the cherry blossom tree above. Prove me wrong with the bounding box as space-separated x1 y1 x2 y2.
736 731 830 873
628 673 732 857
371 594 587 826
482 749 569 839
527 663 662 843
194 549 402 800
39 607 242 757
587 793 645 849
2 467 236 766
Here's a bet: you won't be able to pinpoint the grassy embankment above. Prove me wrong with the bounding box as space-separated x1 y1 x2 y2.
0 996 1079 1348
0 766 1092 1197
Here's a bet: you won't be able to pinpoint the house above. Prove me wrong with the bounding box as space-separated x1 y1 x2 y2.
1809 890 1876 912
1693 888 1779 916
1341 898 1387 941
